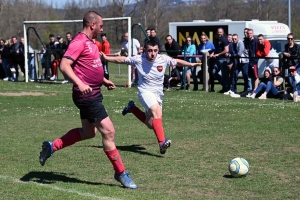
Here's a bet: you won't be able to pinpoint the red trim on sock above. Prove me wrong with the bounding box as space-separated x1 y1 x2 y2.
130 106 146 123
52 128 82 152
104 149 125 174
152 118 165 144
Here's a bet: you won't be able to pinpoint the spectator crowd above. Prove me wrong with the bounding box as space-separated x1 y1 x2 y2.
1 27 300 102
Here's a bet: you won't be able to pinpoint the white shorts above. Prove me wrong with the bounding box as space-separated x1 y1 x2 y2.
138 91 163 112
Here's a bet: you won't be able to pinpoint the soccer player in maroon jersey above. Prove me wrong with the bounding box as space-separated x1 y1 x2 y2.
39 11 137 189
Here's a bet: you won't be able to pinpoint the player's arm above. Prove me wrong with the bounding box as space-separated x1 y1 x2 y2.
60 58 92 94
175 59 201 67
101 52 126 63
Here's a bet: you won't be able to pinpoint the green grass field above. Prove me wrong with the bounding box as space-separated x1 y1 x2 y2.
0 65 300 200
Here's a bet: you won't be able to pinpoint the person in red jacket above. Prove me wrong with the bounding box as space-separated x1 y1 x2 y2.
256 34 272 57
101 33 110 79
94 39 102 52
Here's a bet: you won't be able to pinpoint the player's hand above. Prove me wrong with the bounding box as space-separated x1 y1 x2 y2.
103 80 116 90
100 51 107 60
192 62 201 67
78 83 92 95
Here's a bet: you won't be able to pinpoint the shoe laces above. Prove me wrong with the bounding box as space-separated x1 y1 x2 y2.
122 172 132 181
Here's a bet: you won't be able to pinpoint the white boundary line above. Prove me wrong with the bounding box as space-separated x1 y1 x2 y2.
0 174 121 200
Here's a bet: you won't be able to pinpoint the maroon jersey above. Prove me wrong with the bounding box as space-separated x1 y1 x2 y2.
64 33 104 100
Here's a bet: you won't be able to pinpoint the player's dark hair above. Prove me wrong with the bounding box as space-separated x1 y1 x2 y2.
146 40 158 48
83 11 102 28
100 33 107 37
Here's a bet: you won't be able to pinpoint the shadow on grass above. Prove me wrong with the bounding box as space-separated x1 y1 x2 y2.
91 144 163 158
19 171 115 187
223 174 239 178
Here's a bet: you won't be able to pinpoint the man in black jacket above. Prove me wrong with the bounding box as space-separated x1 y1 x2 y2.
150 29 162 52
165 35 181 58
247 29 259 92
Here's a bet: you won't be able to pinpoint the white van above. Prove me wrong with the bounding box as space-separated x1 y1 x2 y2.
169 19 290 77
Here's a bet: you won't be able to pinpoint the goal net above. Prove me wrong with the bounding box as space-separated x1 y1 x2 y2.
23 17 132 86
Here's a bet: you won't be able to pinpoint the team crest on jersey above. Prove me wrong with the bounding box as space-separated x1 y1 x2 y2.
157 66 163 72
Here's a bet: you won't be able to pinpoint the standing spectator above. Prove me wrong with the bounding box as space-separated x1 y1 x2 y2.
165 34 181 58
45 34 56 79
40 45 47 79
0 39 11 81
247 29 259 93
149 29 162 52
226 34 234 89
283 33 300 88
101 33 110 80
197 34 215 87
10 36 23 82
116 32 141 85
27 43 35 81
211 28 229 92
50 35 68 82
101 40 201 155
118 32 141 56
94 39 102 51
143 28 151 49
182 36 197 90
39 11 137 189
19 37 25 78
241 28 252 95
257 34 279 71
66 32 73 47
225 34 245 97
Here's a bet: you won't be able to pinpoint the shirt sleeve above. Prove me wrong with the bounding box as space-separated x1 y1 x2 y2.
63 39 84 61
164 54 177 67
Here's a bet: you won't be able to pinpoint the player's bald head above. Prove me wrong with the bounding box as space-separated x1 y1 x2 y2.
83 11 102 28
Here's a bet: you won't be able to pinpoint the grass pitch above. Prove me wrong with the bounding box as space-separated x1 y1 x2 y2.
0 65 300 200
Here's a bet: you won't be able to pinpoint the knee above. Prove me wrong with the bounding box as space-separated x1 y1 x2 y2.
102 128 116 141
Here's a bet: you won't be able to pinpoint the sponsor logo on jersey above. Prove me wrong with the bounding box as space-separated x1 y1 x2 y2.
157 66 163 72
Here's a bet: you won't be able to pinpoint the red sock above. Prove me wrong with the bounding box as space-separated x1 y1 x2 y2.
152 118 165 144
130 106 146 123
104 149 125 174
52 128 82 152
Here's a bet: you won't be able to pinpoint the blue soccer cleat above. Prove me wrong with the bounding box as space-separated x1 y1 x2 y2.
39 141 54 166
122 101 136 116
114 171 138 189
160 138 172 154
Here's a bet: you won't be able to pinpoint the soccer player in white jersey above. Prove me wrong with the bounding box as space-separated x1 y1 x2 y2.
101 40 201 154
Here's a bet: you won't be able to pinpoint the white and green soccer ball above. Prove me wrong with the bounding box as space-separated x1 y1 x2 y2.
228 157 249 177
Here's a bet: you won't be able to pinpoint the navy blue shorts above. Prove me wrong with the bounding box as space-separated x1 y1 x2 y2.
73 94 108 123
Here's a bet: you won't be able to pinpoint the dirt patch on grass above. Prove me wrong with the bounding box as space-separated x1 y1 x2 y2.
0 92 46 96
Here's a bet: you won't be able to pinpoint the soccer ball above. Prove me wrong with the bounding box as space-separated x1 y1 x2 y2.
228 157 249 177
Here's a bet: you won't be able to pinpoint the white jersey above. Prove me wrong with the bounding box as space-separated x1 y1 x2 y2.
125 54 177 95
122 38 140 56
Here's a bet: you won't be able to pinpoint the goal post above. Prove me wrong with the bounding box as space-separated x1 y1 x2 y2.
23 17 132 86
